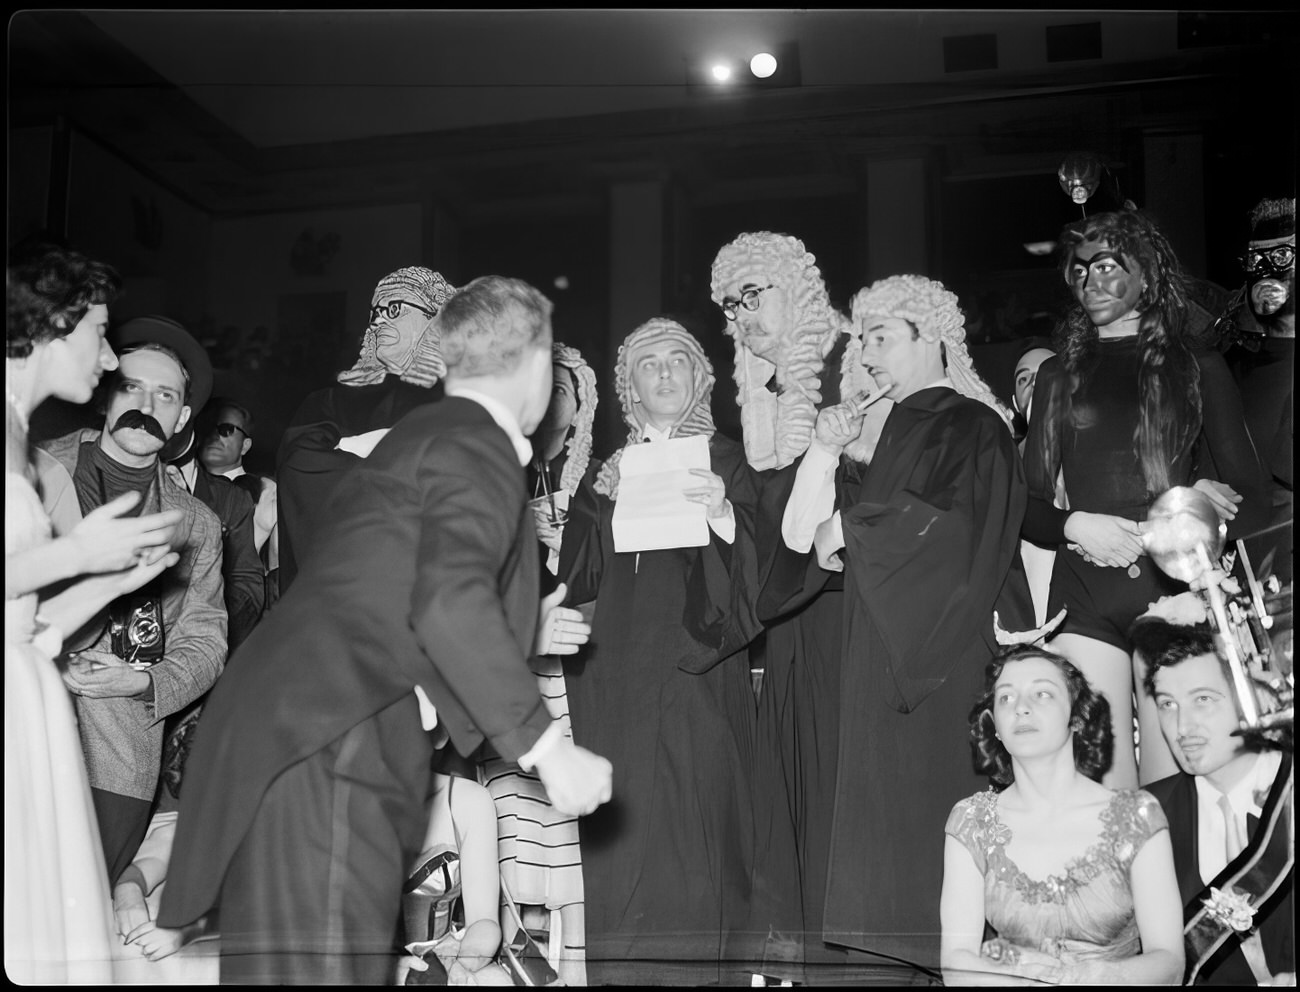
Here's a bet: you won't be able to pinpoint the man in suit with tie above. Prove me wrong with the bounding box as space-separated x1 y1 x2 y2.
1137 619 1293 986
157 275 614 984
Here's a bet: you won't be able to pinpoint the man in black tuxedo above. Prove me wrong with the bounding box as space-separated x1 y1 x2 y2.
1137 620 1293 986
158 275 613 984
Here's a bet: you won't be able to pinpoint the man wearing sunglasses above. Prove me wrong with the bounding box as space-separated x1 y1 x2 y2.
1218 198 1294 580
201 397 280 608
277 265 454 591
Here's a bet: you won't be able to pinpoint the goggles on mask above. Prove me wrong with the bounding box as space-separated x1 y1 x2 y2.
1239 242 1295 277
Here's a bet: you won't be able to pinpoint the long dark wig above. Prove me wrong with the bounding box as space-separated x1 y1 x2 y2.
1029 209 1202 500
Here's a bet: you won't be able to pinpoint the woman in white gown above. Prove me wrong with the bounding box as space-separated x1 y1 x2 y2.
6 244 182 983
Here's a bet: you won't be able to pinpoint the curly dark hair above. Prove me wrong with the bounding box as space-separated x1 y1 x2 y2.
1029 209 1202 502
1130 615 1224 699
6 243 121 359
969 645 1114 788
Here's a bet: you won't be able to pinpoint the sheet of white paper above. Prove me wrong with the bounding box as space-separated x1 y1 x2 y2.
612 434 711 552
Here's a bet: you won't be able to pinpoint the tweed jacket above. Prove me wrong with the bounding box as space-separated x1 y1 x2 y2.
35 429 227 800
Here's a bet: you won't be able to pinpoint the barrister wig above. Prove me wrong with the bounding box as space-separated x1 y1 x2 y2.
552 341 598 498
969 645 1114 789
709 232 851 471
850 274 1014 429
337 266 455 387
594 319 715 500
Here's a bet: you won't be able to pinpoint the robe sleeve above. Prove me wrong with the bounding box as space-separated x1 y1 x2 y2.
556 463 607 609
679 439 764 672
840 408 1027 712
755 459 835 623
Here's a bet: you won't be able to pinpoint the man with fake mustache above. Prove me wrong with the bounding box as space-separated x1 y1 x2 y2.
36 315 227 887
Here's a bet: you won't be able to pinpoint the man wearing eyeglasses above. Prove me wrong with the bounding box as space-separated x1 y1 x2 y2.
708 233 867 982
1216 197 1294 582
276 266 454 592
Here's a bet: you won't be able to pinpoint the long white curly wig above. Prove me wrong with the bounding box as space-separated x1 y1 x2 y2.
849 275 1013 429
709 232 851 470
551 341 598 498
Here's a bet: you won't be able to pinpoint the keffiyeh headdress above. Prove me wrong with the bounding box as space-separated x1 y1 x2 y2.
337 266 455 387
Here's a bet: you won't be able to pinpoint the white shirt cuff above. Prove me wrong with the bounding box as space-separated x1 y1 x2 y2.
413 685 439 731
707 499 736 544
517 719 567 772
781 443 840 553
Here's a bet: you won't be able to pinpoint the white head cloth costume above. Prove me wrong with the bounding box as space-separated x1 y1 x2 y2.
337 266 455 387
709 232 854 471
849 274 1014 429
551 341 599 499
593 318 716 500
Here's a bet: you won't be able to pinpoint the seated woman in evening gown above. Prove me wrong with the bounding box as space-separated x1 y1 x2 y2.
940 645 1184 985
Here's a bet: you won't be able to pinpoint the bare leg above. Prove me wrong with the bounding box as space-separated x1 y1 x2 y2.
1132 649 1180 785
556 903 587 986
1051 634 1138 789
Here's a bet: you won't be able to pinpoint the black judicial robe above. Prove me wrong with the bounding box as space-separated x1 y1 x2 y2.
820 386 1031 967
745 333 854 972
558 434 765 981
275 374 443 590
159 398 549 939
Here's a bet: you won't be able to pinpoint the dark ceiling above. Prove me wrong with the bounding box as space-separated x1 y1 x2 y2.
10 9 1295 226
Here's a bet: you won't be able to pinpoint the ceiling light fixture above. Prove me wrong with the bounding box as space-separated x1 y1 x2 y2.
1023 241 1057 257
749 52 778 78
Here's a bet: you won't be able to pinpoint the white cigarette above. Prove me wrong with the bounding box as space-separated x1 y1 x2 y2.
856 391 889 413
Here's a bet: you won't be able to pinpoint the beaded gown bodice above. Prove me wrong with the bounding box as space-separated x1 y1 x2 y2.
945 788 1168 961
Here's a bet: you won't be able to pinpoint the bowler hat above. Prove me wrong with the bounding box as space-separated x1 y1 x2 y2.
113 315 214 413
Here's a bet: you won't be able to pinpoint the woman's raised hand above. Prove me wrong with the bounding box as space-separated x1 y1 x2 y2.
69 492 182 574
